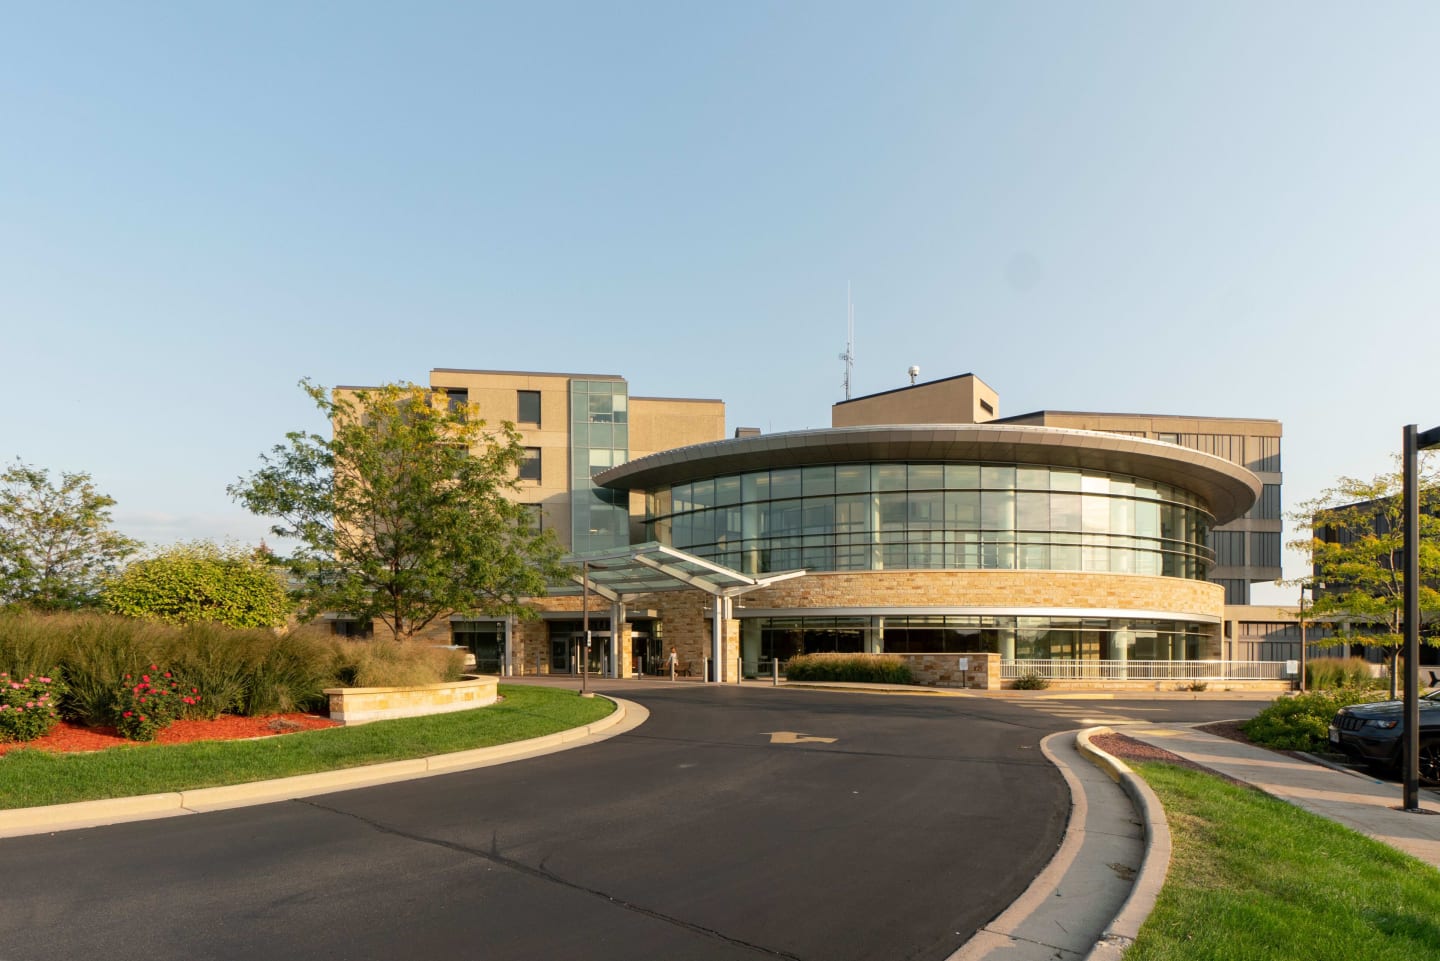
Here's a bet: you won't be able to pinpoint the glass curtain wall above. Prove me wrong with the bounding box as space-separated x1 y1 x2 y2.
570 380 630 553
646 463 1214 578
740 614 1211 674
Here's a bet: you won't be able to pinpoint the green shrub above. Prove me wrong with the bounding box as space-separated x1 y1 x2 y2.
1242 690 1384 752
783 653 913 684
114 664 190 741
1011 671 1050 690
0 671 65 741
1305 657 1380 692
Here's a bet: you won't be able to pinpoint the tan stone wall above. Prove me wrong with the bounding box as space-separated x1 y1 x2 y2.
895 652 1000 688
739 570 1224 623
325 675 499 725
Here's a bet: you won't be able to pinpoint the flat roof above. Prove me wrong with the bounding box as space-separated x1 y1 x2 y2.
832 372 982 406
595 424 1262 524
996 409 1282 427
430 368 626 381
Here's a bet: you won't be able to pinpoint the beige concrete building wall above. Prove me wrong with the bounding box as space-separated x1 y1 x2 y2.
625 396 725 538
429 369 593 545
831 374 999 427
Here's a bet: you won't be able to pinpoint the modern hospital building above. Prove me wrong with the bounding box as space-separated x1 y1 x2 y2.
351 368 1288 689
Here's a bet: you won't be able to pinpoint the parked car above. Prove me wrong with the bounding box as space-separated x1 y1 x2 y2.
1330 690 1440 784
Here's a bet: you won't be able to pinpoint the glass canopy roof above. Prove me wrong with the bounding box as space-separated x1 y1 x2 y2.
549 541 805 602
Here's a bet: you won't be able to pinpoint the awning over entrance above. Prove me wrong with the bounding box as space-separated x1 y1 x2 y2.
550 541 805 603
549 542 805 683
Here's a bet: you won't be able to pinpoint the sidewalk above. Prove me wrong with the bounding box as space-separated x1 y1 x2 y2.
1119 724 1440 869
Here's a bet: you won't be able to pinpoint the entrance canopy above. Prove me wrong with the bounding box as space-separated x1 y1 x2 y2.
551 542 805 603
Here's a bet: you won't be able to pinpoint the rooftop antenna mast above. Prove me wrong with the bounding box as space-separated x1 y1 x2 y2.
840 282 855 400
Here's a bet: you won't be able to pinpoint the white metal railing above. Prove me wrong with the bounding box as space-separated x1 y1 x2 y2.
1002 659 1289 681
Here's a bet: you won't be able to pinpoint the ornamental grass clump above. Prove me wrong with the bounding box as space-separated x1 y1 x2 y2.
1305 657 1381 692
0 671 65 742
783 653 912 684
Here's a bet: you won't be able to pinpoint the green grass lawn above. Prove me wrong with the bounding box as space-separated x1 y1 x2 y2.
1127 761 1440 961
0 685 614 810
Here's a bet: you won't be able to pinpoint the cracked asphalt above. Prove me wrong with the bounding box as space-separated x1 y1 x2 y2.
0 687 1259 961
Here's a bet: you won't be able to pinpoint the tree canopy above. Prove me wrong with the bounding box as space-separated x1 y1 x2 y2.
229 380 568 641
102 540 291 629
0 461 141 611
1289 460 1440 693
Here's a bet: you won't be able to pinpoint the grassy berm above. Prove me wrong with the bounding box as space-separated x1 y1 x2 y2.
0 684 613 810
1127 761 1440 961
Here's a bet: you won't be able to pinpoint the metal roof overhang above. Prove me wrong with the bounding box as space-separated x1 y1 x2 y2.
550 542 805 603
593 424 1263 525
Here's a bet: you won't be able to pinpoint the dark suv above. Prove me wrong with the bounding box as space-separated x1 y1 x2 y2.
1330 690 1440 784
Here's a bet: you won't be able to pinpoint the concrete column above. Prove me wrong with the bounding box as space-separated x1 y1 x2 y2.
722 597 741 683
711 596 723 683
612 601 630 678
503 617 514 677
1115 623 1131 680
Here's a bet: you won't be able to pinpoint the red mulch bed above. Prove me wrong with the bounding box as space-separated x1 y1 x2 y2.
0 713 340 756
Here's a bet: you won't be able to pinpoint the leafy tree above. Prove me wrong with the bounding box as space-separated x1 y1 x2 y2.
1289 459 1440 697
0 461 141 611
102 540 291 628
229 380 568 641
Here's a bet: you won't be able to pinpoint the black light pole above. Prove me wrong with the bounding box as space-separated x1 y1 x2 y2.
580 560 591 698
1401 423 1440 811
1298 584 1309 694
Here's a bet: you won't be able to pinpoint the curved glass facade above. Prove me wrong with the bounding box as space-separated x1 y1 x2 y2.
644 463 1214 578
741 614 1211 672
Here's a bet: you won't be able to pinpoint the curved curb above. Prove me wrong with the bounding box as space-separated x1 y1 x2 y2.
0 696 646 839
1074 726 1172 961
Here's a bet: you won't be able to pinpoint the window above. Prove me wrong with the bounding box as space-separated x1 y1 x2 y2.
1250 531 1281 568
330 618 373 639
518 503 542 531
1245 484 1281 520
440 388 467 420
519 447 541 482
979 399 995 416
1212 531 1246 567
517 390 541 426
1247 436 1282 473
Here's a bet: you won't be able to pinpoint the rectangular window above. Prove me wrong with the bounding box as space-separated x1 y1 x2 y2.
518 504 542 531
1211 531 1246 567
441 388 467 420
517 390 541 425
330 618 373 639
519 448 542 482
1250 531 1281 568
1245 484 1282 520
1247 436 1282 473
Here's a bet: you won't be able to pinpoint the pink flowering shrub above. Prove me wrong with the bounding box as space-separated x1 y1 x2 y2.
113 664 200 741
0 671 66 742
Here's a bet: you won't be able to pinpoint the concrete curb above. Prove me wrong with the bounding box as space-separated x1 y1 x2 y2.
1074 726 1173 961
0 696 644 838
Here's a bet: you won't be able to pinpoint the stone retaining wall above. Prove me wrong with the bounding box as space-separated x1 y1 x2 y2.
325 674 499 725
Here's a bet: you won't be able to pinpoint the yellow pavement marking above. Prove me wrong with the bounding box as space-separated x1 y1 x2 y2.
766 731 838 744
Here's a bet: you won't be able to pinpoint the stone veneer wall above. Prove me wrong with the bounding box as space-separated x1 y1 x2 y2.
737 570 1224 623
894 652 1001 689
356 569 1224 680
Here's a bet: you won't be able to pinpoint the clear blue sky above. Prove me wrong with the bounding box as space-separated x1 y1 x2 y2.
5 3 1438 603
